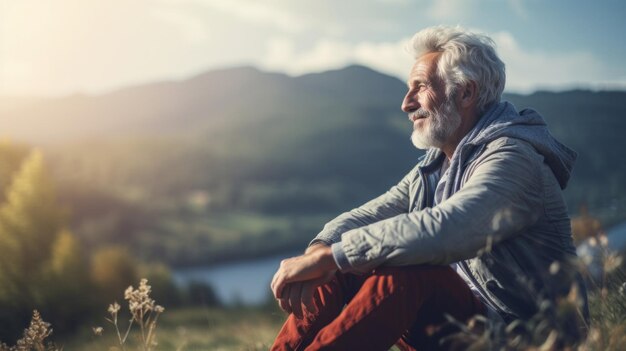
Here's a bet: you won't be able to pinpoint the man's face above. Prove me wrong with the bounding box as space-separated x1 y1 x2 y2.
401 52 461 150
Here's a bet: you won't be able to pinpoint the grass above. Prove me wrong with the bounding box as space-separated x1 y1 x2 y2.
5 246 626 351
62 306 285 351
16 287 625 351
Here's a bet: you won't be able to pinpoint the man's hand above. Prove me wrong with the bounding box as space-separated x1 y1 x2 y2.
277 271 335 318
270 245 338 318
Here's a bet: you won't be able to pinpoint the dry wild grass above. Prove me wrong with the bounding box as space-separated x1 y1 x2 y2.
439 233 626 351
0 279 167 351
0 310 56 351
2 243 625 351
100 278 166 351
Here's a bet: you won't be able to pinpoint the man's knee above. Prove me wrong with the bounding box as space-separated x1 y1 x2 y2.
361 265 445 296
372 265 455 283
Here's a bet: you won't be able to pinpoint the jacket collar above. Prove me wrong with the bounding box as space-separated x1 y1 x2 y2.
419 148 446 174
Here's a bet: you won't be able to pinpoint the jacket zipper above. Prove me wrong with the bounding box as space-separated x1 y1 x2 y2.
416 167 431 209
420 152 504 316
455 145 503 314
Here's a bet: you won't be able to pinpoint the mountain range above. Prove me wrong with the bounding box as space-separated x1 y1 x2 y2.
0 65 624 265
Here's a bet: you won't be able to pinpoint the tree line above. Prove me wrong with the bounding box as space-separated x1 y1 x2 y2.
0 141 218 343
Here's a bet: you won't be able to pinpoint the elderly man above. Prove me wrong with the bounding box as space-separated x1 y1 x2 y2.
270 26 588 350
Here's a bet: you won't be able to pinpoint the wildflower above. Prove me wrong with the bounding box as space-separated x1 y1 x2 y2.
92 326 103 336
155 305 165 313
14 310 54 351
108 302 121 315
603 253 623 273
588 237 597 247
549 261 560 275
124 286 134 300
599 234 608 247
125 279 157 318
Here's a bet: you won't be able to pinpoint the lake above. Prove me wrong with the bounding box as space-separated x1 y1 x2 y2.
173 221 626 306
173 250 300 305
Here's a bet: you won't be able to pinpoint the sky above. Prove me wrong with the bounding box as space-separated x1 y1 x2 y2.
1 0 625 96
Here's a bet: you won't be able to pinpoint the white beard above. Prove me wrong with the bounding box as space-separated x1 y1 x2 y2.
410 99 462 150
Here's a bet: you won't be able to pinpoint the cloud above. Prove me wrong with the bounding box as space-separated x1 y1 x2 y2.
507 0 529 20
353 39 414 79
492 31 615 92
426 0 529 20
150 8 210 44
260 37 414 80
374 0 411 4
262 38 352 74
261 31 626 93
2 0 622 96
427 0 474 20
186 0 307 32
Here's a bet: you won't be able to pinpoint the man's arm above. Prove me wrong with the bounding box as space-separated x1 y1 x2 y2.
269 162 422 317
332 138 545 273
305 242 329 254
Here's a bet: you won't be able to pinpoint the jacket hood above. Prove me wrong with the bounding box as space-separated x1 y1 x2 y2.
462 101 577 189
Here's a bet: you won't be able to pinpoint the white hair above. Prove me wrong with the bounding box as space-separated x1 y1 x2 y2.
409 26 506 113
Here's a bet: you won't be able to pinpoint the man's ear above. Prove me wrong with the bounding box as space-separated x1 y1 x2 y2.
459 81 478 108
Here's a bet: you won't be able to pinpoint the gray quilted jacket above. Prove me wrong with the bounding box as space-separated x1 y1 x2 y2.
311 101 589 322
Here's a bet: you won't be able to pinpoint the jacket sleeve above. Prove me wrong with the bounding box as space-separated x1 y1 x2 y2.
309 162 420 247
332 138 545 273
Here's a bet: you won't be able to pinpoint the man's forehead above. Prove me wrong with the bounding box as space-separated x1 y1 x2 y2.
409 52 442 79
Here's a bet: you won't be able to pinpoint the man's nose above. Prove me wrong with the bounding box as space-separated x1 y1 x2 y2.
401 92 419 113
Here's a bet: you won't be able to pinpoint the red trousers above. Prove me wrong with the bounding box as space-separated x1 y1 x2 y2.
271 265 486 351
